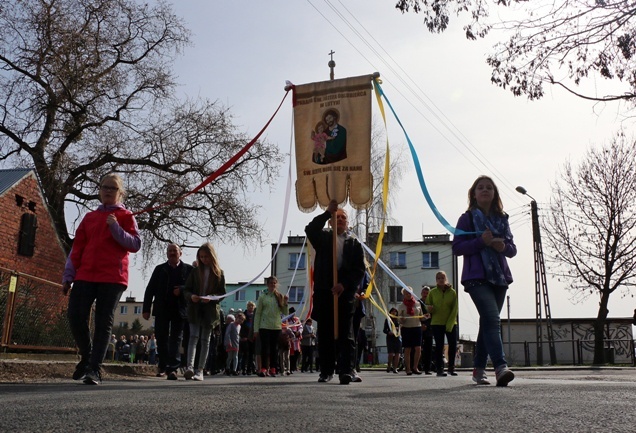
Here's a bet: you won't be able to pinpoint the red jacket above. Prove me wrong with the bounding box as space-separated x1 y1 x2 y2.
67 204 141 286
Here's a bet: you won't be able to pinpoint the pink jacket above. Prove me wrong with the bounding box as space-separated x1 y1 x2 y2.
63 204 141 286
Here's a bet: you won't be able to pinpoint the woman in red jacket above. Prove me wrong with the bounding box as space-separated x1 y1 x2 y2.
62 173 141 385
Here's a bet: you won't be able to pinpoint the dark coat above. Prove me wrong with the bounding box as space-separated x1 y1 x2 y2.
143 261 194 318
183 269 226 327
305 209 365 322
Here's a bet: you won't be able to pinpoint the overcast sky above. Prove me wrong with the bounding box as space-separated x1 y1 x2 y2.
125 0 633 339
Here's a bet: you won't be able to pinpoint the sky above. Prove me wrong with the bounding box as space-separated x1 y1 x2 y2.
123 0 634 340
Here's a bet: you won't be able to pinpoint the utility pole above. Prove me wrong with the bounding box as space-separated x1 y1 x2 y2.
516 186 557 365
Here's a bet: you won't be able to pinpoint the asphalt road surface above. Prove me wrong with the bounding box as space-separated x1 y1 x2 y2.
1 368 635 432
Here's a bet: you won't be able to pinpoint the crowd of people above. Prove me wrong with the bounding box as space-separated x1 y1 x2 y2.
62 173 516 387
108 334 156 364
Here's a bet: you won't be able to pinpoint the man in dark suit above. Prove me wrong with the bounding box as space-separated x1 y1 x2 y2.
143 243 193 380
305 199 365 385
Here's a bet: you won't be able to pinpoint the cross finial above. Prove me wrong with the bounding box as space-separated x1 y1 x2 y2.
328 50 336 80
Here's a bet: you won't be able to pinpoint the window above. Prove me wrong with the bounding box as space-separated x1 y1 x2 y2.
389 286 404 303
120 306 128 314
389 251 406 269
288 286 305 303
118 322 128 328
133 306 142 314
422 252 439 269
235 290 246 302
289 252 306 270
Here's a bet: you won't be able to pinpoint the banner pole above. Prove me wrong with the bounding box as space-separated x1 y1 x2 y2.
330 183 339 341
327 54 339 342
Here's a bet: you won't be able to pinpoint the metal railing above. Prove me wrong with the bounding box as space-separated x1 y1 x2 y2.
504 339 636 367
0 267 76 353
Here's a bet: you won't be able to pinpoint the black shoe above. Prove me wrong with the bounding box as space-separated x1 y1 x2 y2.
339 374 352 385
437 371 447 377
167 371 178 380
72 361 89 381
83 369 102 385
424 371 432 375
318 374 333 383
156 370 166 378
448 370 458 376
413 370 423 375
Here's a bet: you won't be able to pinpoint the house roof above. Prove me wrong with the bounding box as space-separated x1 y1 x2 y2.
0 168 34 196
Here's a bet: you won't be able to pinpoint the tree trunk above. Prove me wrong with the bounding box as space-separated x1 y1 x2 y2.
593 291 610 365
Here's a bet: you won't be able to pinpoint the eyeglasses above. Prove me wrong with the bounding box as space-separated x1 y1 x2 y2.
100 185 119 192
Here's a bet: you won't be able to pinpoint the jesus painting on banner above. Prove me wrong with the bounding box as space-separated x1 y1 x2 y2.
293 74 374 211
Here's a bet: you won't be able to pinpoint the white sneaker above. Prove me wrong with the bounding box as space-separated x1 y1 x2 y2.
495 365 514 387
472 368 491 385
193 371 204 381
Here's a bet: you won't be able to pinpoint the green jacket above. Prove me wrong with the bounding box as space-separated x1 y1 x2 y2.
183 268 226 327
254 290 288 332
425 286 458 332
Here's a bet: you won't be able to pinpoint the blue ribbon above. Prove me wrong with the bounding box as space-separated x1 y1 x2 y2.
373 80 477 236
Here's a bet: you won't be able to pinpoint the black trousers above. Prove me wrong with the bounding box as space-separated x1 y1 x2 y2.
314 295 355 377
259 329 281 371
420 333 433 372
154 313 184 373
432 325 458 372
67 281 125 371
301 345 314 372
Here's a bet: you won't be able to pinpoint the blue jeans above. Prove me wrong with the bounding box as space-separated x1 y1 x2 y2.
468 284 508 370
187 322 212 371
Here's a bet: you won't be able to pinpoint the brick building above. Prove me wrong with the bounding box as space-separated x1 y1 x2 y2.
0 168 67 281
0 168 69 349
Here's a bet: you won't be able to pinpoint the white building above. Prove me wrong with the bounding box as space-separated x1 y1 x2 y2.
271 226 457 363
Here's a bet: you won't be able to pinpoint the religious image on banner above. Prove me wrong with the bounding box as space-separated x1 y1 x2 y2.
293 74 374 212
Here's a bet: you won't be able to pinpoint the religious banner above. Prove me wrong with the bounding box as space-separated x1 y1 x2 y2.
293 74 374 211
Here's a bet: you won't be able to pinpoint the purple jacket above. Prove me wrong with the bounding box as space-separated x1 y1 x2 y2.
452 211 516 287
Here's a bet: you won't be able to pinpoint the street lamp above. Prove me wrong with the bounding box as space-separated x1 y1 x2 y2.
516 186 557 365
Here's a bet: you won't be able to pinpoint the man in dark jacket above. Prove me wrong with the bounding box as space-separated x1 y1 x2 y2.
305 199 365 385
143 243 193 380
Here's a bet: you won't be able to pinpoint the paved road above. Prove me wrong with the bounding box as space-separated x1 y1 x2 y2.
1 368 635 432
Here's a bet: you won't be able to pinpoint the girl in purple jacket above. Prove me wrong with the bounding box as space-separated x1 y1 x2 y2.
452 175 517 387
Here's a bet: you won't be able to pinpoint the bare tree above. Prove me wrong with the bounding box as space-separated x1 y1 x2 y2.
351 119 407 241
0 0 283 261
544 131 636 364
395 0 636 103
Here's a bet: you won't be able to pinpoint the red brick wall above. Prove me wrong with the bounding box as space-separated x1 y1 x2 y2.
0 172 67 286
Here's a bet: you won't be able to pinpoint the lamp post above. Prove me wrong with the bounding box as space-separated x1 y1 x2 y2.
516 186 557 365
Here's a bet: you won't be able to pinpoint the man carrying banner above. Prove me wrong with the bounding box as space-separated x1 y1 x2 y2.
305 199 365 385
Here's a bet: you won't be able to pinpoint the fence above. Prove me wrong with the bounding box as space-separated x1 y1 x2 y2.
504 339 636 367
0 267 76 353
371 338 635 367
